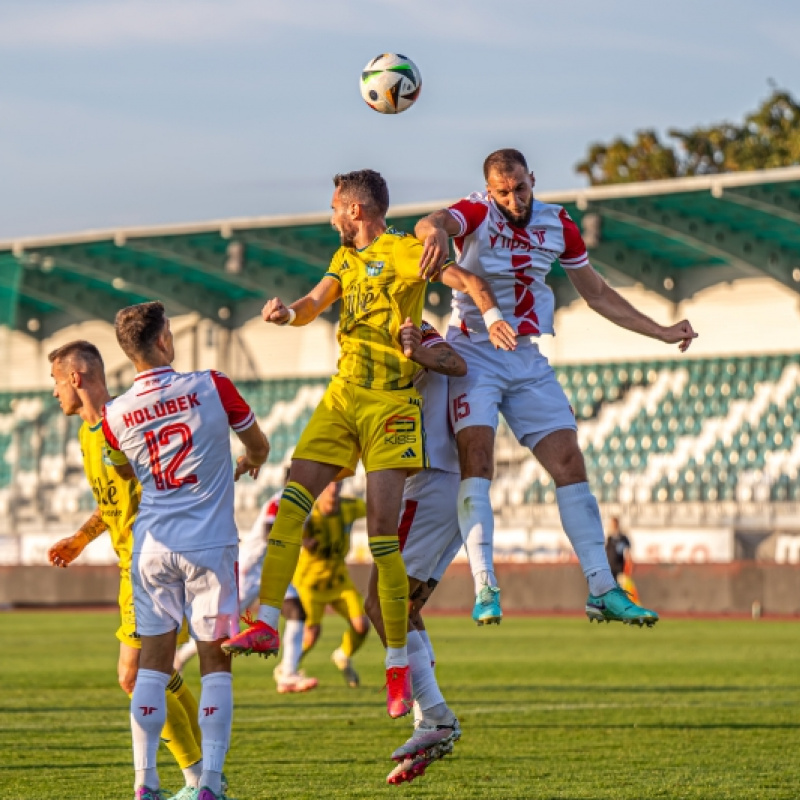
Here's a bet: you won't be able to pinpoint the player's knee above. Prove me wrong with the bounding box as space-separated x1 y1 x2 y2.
282 597 305 621
303 625 320 648
352 615 370 635
552 450 588 487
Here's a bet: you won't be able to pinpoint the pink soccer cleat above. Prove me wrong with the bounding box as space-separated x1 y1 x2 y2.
221 618 280 658
385 665 413 719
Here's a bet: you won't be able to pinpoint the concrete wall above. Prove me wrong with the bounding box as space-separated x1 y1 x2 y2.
4 562 800 616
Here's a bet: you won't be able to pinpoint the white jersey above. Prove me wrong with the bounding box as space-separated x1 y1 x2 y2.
414 321 459 474
448 192 589 340
242 491 281 549
103 366 255 554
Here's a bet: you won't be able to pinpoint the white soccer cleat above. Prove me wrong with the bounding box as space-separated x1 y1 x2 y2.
390 717 461 762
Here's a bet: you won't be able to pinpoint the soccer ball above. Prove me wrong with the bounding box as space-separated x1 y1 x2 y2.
360 53 421 114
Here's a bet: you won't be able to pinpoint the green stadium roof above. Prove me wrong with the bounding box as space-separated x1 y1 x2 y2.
2 165 800 340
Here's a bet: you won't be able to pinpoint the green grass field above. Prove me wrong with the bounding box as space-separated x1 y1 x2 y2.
1 611 799 799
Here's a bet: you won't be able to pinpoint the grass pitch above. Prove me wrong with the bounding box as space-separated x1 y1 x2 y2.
1 611 799 799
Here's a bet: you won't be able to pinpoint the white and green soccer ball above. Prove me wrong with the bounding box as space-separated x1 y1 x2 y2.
360 53 421 115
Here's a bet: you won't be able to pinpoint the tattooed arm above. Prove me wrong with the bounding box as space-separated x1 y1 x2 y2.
47 508 108 568
399 318 467 377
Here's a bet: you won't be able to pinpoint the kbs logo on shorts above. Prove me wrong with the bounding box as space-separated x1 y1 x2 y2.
385 415 417 446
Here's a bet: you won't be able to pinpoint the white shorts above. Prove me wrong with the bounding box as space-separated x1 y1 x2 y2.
132 545 239 642
238 537 299 612
447 331 576 449
399 469 463 583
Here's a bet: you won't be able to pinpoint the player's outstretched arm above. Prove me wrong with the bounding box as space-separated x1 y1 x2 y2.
568 264 698 352
48 508 108 568
399 317 467 377
262 276 341 327
440 265 518 351
415 209 460 280
234 421 270 482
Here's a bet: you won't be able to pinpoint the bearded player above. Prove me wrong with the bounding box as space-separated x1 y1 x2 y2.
416 148 697 626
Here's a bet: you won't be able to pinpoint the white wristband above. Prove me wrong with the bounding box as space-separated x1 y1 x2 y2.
482 307 504 329
280 308 296 326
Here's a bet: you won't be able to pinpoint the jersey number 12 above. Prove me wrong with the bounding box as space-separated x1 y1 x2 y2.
144 423 198 490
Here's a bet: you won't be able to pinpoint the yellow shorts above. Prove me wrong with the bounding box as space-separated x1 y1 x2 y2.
295 575 366 628
117 566 189 649
293 377 427 477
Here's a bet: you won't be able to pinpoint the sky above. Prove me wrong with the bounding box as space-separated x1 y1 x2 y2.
1 0 799 240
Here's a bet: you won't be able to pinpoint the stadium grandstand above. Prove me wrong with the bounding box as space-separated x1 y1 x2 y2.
3 164 800 577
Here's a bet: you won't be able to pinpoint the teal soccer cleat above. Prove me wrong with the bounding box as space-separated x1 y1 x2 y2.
472 585 502 626
135 788 172 800
585 586 659 627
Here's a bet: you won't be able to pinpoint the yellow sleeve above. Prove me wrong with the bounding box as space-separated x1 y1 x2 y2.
102 443 129 467
392 236 427 282
325 248 346 283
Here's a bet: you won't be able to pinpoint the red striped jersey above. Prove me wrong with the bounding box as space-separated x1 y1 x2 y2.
102 366 254 554
448 193 589 339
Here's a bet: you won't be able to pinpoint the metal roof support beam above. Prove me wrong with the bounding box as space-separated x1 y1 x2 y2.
582 232 684 302
716 185 800 227
19 271 124 324
598 200 800 293
25 247 233 324
123 238 268 296
239 230 331 271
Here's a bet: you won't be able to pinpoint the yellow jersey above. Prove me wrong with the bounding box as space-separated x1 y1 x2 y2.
326 228 431 391
79 419 141 571
294 497 367 592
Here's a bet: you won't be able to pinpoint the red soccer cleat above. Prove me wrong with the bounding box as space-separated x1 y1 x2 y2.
385 665 413 719
221 619 280 658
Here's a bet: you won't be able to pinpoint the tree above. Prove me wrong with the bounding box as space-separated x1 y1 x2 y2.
576 89 800 186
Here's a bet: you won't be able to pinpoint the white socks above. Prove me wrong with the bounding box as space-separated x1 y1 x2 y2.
457 477 498 594
257 605 281 630
385 646 408 669
131 668 170 790
198 671 233 794
407 630 446 720
556 482 616 596
280 619 305 675
417 629 435 667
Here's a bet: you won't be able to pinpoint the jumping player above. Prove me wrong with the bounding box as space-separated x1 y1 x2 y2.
415 148 697 626
222 168 515 721
103 302 269 800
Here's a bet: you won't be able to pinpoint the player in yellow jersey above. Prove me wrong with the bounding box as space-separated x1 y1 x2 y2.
293 481 369 687
46 340 205 799
223 168 516 723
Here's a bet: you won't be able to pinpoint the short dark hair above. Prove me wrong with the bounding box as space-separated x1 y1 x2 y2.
483 148 529 180
333 169 390 216
48 340 105 376
114 301 167 360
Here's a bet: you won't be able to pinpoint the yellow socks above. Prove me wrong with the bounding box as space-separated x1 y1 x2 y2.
162 671 202 770
369 536 408 650
341 626 368 658
259 482 314 609
168 669 202 752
